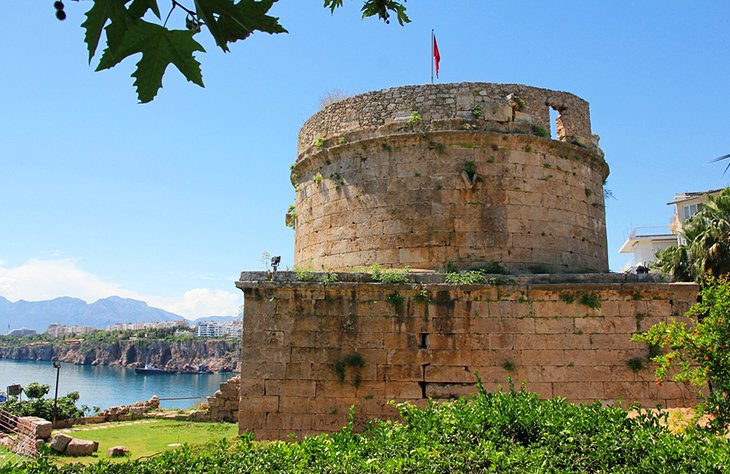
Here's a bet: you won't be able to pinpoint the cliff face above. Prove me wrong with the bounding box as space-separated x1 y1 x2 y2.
0 339 240 373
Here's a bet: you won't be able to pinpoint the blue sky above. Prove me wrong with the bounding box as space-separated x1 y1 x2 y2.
1 1 728 318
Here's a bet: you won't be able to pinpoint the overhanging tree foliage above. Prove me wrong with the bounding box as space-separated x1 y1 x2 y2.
57 0 409 103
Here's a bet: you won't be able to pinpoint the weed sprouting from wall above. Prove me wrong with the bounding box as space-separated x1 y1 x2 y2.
371 265 411 284
502 360 516 372
445 270 488 285
295 266 316 282
385 292 405 312
559 293 575 304
322 272 339 286
414 289 432 304
532 125 549 138
577 293 601 309
462 160 477 181
626 357 645 373
334 352 365 387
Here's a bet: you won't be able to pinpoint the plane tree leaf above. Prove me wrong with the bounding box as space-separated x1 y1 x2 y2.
324 0 410 25
194 0 286 51
97 21 205 103
82 0 132 61
128 0 161 19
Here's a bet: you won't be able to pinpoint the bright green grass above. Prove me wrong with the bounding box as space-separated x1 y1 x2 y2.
49 419 238 465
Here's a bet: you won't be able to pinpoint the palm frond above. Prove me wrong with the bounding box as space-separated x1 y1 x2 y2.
710 153 730 175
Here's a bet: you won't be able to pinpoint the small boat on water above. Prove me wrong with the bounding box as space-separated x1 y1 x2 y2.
134 365 177 375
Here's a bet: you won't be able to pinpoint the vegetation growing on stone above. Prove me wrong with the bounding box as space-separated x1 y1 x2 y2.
294 266 316 282
333 352 365 385
369 265 410 284
445 270 489 285
531 125 550 138
406 111 422 124
577 292 601 309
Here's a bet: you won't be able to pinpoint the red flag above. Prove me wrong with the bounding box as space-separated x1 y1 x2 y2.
433 35 441 78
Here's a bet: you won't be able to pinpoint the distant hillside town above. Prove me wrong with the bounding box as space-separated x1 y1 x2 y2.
6 318 242 340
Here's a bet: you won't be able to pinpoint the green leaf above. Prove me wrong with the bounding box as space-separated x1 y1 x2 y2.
226 0 288 39
323 0 344 13
82 0 133 62
361 0 410 25
97 21 205 103
194 0 236 51
195 0 286 52
128 0 161 19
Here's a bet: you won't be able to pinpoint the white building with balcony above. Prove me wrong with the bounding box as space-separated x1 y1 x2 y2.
619 188 724 272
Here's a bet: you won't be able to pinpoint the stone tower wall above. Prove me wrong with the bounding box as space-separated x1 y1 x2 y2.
236 272 699 440
291 83 609 273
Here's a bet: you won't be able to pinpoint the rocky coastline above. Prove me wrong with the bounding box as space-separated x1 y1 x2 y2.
0 339 240 373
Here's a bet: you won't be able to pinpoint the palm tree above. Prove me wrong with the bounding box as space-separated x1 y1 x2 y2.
686 189 730 279
653 245 691 282
654 188 730 282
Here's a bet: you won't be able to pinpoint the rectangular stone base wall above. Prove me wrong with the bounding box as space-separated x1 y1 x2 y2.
236 273 699 440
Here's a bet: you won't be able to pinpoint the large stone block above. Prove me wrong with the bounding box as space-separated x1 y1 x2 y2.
50 434 73 452
17 416 52 439
65 438 98 456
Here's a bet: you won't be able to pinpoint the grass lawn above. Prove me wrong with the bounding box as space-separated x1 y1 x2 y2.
49 419 239 465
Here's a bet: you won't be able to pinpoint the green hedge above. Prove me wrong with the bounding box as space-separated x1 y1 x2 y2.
8 380 730 473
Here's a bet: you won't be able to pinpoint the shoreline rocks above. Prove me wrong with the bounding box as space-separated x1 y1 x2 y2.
0 339 240 373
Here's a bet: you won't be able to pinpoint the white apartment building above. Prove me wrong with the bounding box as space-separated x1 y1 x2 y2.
197 320 242 339
106 320 190 332
46 323 98 337
619 188 724 271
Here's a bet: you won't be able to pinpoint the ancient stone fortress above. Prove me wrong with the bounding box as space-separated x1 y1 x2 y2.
236 83 698 440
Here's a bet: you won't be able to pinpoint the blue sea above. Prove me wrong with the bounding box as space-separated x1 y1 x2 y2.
0 359 234 410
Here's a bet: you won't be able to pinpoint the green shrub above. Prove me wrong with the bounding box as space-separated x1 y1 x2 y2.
0 386 94 421
294 266 316 282
445 270 488 285
633 274 730 432
16 378 730 472
370 265 410 284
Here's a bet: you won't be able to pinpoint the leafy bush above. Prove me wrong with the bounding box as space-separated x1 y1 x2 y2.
445 270 489 285
14 379 730 473
633 274 730 432
0 387 94 421
294 266 316 282
370 265 410 284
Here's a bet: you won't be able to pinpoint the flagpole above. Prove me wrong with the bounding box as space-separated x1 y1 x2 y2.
430 29 434 84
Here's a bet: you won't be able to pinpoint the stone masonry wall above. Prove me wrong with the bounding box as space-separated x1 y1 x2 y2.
236 272 699 440
199 376 240 422
293 132 608 273
297 83 597 156
291 83 608 273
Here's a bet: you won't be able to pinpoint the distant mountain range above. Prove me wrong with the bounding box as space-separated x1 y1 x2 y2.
0 296 234 334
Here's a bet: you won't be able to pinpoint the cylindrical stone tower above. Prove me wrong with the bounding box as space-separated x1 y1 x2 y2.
290 83 609 273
